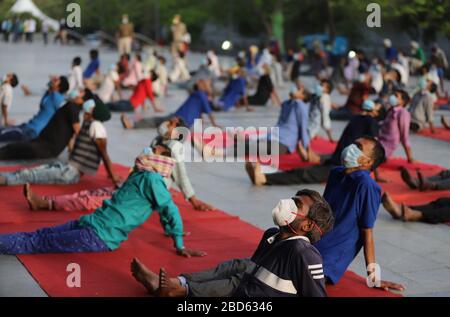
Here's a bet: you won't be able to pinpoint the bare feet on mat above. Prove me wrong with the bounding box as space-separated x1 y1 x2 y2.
245 162 266 186
120 114 133 129
417 171 434 191
23 183 49 211
308 151 321 164
130 258 159 295
400 167 419 189
381 192 401 220
401 204 423 222
157 268 187 297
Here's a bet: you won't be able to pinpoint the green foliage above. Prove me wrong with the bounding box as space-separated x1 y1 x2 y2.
0 0 448 45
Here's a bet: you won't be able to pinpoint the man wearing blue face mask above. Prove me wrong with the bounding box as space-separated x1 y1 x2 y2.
315 136 404 292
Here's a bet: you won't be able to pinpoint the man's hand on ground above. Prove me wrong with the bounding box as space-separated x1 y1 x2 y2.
189 197 215 211
177 248 207 258
376 280 405 292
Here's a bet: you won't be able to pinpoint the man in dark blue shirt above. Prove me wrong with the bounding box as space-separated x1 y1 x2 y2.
245 99 382 186
315 136 403 291
130 189 335 297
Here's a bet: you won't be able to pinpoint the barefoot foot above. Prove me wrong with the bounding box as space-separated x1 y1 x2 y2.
157 268 187 297
382 192 401 220
130 258 159 295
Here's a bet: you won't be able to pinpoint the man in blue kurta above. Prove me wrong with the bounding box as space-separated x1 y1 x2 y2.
315 136 404 291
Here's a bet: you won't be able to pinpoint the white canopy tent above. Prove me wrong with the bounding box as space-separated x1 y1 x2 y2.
9 0 60 31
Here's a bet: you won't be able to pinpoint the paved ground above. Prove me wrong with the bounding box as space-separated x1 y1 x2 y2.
0 41 449 297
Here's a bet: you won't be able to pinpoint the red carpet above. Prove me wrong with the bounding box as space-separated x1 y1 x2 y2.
418 128 450 143
436 98 450 108
0 163 399 297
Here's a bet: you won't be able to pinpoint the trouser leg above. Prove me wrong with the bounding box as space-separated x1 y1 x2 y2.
181 258 255 297
265 164 333 185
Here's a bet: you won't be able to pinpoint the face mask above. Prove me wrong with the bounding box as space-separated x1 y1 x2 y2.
82 99 96 113
2 75 7 84
314 84 323 97
389 94 398 106
272 199 298 227
47 81 53 88
141 147 153 156
122 18 129 24
341 144 368 168
158 122 170 138
418 77 427 90
231 74 239 80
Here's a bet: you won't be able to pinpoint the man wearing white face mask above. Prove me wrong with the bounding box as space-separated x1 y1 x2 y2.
130 189 334 297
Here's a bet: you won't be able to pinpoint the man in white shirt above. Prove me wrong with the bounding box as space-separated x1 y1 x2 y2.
0 73 19 126
68 57 84 94
97 64 121 103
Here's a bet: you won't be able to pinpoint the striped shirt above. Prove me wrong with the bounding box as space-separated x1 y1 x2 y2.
234 228 327 297
69 120 106 175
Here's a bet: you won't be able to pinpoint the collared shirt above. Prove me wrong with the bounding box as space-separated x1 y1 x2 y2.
271 99 310 153
234 228 327 297
378 106 411 158
409 91 434 129
315 167 381 284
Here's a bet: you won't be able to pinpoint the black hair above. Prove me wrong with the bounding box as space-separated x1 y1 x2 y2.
158 56 167 64
361 135 386 170
430 83 438 94
73 57 81 66
10 74 19 88
151 140 172 157
392 69 402 83
178 51 185 59
58 76 69 93
90 49 99 59
396 89 410 106
83 88 94 101
320 79 333 93
292 189 334 244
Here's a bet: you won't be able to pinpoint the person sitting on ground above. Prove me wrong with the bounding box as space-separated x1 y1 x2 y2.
213 67 251 112
152 56 169 97
107 64 163 113
68 56 84 94
122 53 143 88
247 64 281 107
409 78 438 134
378 89 414 163
0 145 206 258
308 80 335 143
130 189 334 297
0 88 86 161
0 75 69 142
400 167 450 191
206 85 313 162
330 72 371 120
169 51 191 83
97 63 122 104
245 102 382 186
121 78 218 130
25 117 215 212
0 72 19 127
83 49 101 90
0 97 120 187
382 192 450 224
